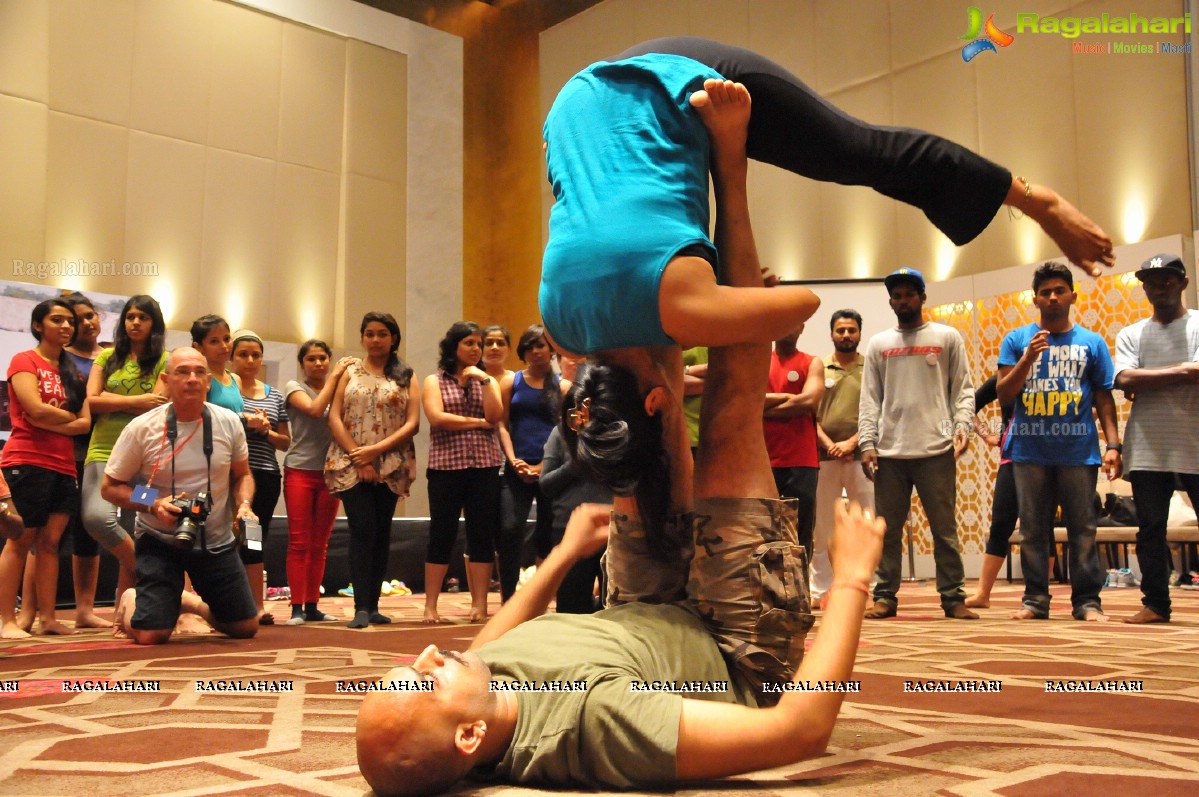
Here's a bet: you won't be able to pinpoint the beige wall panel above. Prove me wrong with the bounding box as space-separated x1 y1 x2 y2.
891 53 983 279
0 0 48 103
129 0 212 144
208 1 282 160
345 40 406 183
279 23 345 173
343 173 407 354
124 131 205 316
0 96 47 269
813 0 890 93
1070 0 1192 250
45 112 128 282
974 28 1077 273
684 0 750 44
48 0 134 125
273 163 340 342
748 159 821 281
819 79 897 279
748 0 816 82
199 148 276 331
632 0 692 44
889 0 968 71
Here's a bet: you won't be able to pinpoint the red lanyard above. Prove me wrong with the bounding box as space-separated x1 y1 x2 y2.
148 416 200 486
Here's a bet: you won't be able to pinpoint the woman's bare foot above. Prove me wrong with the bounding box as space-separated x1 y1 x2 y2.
16 613 33 634
1010 607 1041 620
964 593 990 609
422 607 442 625
1080 608 1109 622
37 619 77 636
1023 185 1115 278
468 607 487 623
74 612 113 629
1 621 31 640
689 78 751 165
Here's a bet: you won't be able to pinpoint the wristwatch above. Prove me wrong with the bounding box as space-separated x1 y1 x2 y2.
1105 443 1123 454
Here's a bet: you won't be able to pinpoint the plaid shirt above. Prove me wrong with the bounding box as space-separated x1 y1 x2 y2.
427 370 503 470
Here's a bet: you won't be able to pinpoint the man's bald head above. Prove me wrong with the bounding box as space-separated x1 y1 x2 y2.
164 347 210 411
166 346 206 373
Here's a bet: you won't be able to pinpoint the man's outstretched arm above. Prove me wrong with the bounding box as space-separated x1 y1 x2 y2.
675 501 884 779
469 504 611 650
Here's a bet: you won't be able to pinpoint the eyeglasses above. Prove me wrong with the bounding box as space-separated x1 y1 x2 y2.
565 398 591 432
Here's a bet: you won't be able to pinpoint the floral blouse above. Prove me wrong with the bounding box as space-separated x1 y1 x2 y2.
324 360 416 497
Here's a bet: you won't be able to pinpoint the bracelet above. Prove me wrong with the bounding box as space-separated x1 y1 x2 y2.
1006 175 1032 220
1105 443 1122 454
830 580 871 596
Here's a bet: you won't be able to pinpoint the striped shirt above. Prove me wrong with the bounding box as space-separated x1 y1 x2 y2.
428 370 503 471
243 386 288 473
1114 309 1199 474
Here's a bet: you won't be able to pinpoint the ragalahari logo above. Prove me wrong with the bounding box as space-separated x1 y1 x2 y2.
960 7 1015 61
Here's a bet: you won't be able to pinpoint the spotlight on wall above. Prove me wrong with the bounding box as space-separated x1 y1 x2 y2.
1121 195 1147 244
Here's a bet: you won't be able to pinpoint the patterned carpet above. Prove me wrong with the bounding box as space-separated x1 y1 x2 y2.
0 581 1195 796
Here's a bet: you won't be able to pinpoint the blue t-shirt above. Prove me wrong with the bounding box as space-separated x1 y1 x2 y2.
539 54 723 354
998 323 1113 466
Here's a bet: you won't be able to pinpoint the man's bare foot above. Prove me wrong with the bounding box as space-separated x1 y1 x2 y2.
74 612 113 629
689 78 751 164
38 619 77 636
1080 608 1109 622
1123 606 1168 624
1024 185 1115 278
175 613 212 635
422 608 443 625
1010 607 1041 620
1 621 31 639
964 593 990 609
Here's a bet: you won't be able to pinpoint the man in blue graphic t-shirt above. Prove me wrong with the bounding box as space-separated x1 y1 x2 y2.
996 262 1122 621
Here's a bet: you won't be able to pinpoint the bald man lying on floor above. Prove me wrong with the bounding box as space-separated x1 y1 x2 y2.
354 96 885 793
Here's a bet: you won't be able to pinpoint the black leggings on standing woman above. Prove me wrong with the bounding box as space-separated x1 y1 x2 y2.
426 468 501 565
339 481 399 614
613 37 1013 247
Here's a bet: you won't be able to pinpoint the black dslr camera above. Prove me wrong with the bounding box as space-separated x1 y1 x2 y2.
170 492 210 549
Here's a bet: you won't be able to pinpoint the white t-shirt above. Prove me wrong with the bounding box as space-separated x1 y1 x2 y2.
106 402 248 548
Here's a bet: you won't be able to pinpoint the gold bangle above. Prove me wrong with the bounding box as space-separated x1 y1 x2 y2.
1007 175 1032 220
830 580 871 596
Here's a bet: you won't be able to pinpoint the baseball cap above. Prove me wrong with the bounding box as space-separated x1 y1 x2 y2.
1134 253 1187 280
884 268 926 293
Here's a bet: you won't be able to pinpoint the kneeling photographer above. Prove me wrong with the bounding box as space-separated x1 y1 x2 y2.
102 348 259 644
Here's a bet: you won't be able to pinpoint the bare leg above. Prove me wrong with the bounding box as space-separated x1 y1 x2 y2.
0 530 34 639
467 560 492 622
73 554 111 628
423 562 448 624
111 536 137 611
965 553 1006 608
33 515 75 635
17 551 35 631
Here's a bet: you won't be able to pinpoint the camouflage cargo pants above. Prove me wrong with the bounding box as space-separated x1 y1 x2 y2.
603 497 814 704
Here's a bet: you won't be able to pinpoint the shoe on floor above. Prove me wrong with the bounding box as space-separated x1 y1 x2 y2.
944 603 979 620
864 601 896 619
337 585 354 597
380 581 395 597
285 615 305 626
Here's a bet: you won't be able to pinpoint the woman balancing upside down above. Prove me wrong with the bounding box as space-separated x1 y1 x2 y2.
541 38 1114 533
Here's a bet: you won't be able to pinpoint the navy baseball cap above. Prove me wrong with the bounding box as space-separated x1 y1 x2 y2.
884 268 926 293
1135 253 1187 280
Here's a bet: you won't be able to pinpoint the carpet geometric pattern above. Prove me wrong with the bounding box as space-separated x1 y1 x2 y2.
1 582 1195 796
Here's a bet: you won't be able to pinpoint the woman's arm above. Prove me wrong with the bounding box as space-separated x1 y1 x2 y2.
498 373 521 464
86 360 168 415
422 374 492 432
362 381 422 457
659 257 820 349
326 369 360 454
287 357 356 418
9 371 76 424
266 418 290 452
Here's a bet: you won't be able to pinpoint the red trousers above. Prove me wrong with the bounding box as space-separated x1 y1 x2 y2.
284 467 340 605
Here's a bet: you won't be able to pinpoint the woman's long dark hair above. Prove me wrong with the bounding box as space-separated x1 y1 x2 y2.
103 294 166 380
361 312 413 388
561 362 670 552
516 324 561 421
436 321 481 374
30 298 85 412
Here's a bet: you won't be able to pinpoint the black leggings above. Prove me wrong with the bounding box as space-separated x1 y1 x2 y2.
496 468 555 601
984 461 1019 558
426 468 501 565
613 37 1012 246
239 469 281 566
340 481 399 612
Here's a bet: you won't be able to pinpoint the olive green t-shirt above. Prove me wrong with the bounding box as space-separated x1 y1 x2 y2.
85 348 169 465
476 602 752 789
